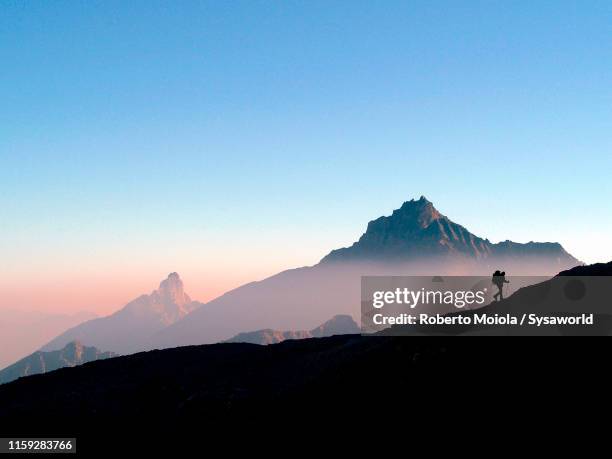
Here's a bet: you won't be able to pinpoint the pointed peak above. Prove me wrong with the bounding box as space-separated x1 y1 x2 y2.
395 196 442 227
156 272 191 308
119 272 196 324
159 272 183 291
407 195 433 206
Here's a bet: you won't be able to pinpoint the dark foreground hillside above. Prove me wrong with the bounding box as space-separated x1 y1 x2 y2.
1 263 610 452
1 334 609 443
0 334 446 425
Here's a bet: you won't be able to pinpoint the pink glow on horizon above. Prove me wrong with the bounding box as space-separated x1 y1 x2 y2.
0 234 326 317
0 269 284 316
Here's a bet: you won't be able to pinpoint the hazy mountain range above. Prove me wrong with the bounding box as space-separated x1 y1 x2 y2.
225 314 360 345
151 197 580 348
0 309 97 369
322 196 579 265
21 196 581 361
40 272 202 354
0 341 116 385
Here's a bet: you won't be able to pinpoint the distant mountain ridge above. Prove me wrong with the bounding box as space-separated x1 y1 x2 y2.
0 309 97 369
37 196 582 357
225 315 360 345
0 341 115 385
322 196 579 265
151 196 581 349
121 272 197 326
40 273 202 354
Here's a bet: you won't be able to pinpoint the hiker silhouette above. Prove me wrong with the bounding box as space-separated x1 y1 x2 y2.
492 270 509 301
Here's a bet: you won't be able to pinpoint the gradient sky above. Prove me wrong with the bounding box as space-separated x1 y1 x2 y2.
1 1 611 314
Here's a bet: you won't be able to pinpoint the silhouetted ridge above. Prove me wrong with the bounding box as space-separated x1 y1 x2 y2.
557 261 612 276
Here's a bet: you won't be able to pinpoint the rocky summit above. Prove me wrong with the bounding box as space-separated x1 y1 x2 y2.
321 196 579 266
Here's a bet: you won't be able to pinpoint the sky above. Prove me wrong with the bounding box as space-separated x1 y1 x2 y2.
1 1 611 314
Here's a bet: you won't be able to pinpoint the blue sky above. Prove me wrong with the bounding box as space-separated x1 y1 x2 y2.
1 1 611 312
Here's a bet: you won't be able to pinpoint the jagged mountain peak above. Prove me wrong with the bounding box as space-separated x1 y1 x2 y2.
40 274 203 355
320 196 579 266
321 196 481 262
157 272 190 306
160 272 182 288
122 272 196 324
392 196 443 228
